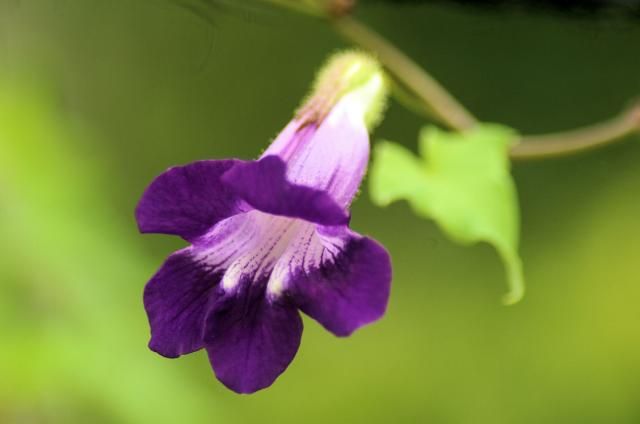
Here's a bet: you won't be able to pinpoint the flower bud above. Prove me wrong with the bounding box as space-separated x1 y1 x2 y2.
298 51 388 131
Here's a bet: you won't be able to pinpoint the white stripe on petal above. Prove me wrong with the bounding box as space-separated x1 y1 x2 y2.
194 211 320 294
192 209 350 299
267 225 348 298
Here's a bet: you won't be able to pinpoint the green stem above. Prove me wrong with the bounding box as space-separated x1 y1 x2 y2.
264 1 640 160
332 16 478 132
510 103 640 160
331 15 640 160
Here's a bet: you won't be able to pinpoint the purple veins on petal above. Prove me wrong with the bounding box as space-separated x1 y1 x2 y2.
288 231 392 337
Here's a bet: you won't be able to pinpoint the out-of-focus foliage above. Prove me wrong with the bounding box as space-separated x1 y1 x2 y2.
371 125 523 303
0 79 224 423
1 0 640 423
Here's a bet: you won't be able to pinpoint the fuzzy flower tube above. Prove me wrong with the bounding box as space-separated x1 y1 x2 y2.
135 52 391 394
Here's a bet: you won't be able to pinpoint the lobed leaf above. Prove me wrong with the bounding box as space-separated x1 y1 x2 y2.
370 124 525 304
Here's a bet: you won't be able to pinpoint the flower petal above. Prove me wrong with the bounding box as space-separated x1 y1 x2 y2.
136 160 245 241
204 279 303 394
277 227 391 337
144 248 223 358
221 155 349 226
143 211 267 358
264 95 371 208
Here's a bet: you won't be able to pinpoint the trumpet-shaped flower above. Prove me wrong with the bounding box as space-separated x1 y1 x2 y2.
135 52 392 394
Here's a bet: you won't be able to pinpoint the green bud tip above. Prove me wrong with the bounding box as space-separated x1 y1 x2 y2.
298 50 389 131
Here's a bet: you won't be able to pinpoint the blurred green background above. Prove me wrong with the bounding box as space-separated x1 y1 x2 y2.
1 0 639 422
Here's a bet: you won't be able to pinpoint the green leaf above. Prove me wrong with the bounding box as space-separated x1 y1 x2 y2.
370 124 524 304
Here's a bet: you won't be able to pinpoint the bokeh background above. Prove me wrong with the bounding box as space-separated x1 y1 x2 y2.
1 0 639 422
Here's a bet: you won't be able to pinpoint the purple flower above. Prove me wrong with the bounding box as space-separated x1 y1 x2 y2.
135 53 392 394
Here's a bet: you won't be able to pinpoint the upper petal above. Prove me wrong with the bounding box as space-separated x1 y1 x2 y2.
221 156 349 226
136 160 245 241
270 226 392 337
204 278 303 394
